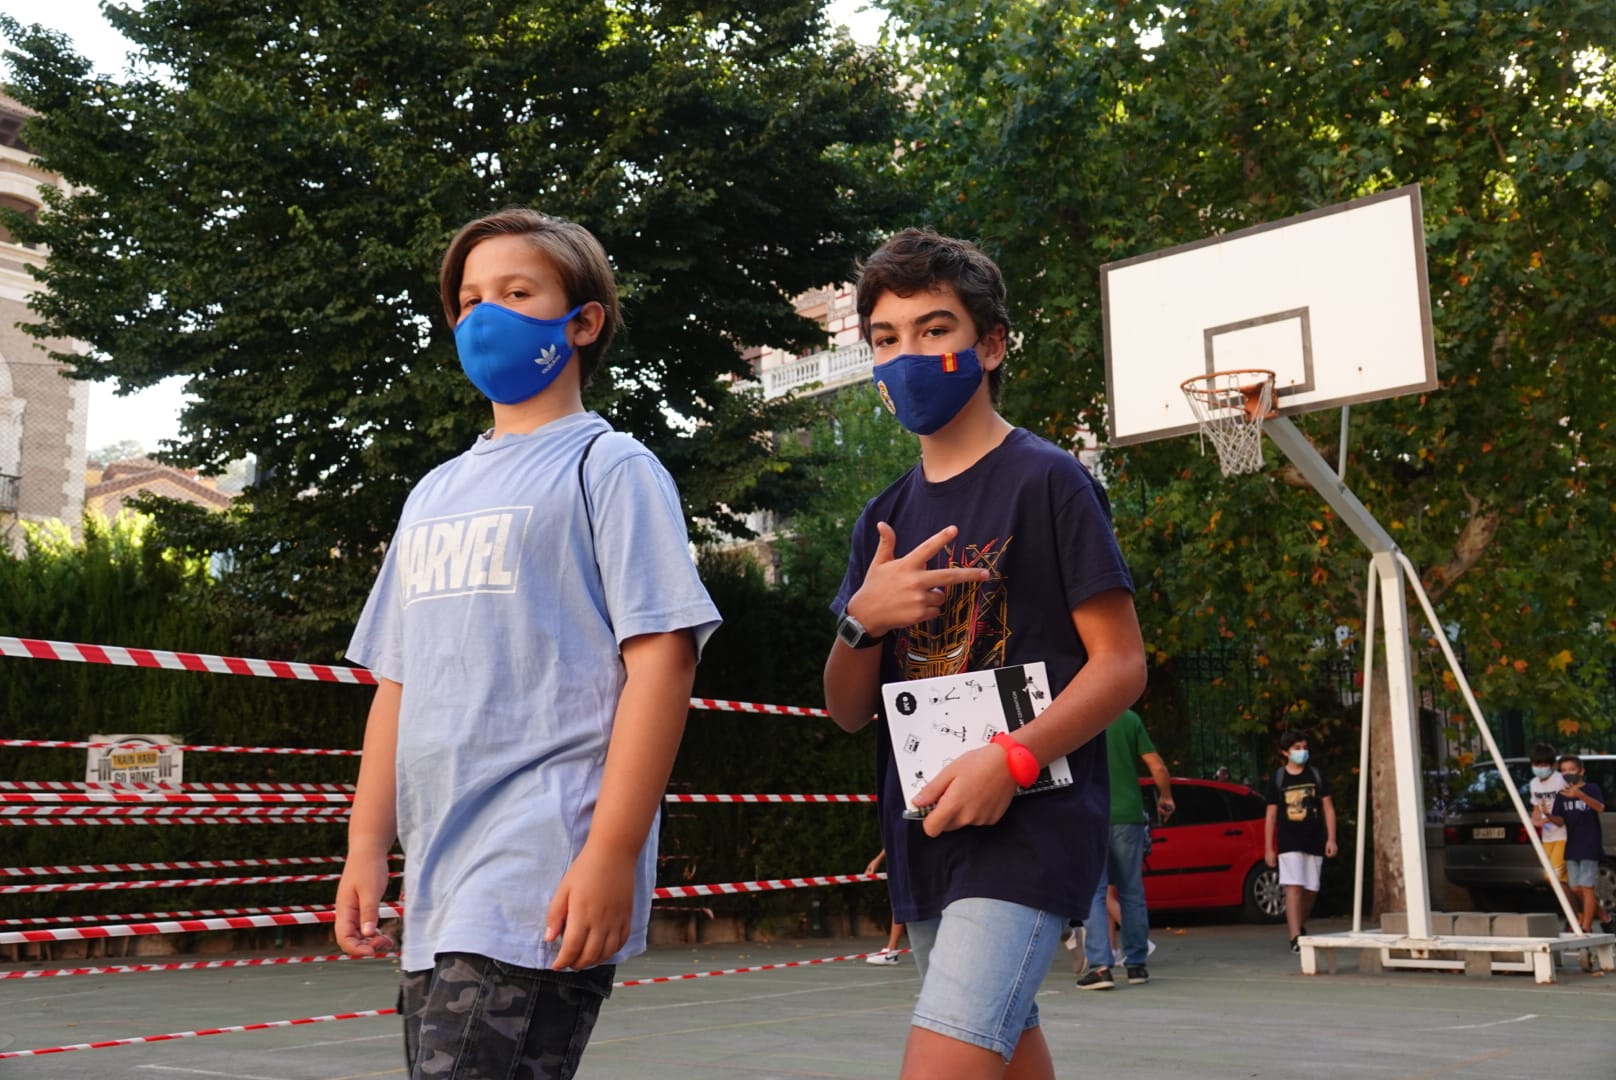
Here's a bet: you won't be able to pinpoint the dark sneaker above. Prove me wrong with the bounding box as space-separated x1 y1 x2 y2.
1126 964 1149 984
1076 967 1114 990
1289 936 1301 953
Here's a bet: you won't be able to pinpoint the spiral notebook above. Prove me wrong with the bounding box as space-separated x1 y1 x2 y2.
881 661 1072 814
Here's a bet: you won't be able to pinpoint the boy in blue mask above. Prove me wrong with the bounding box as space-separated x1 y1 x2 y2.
335 208 721 1079
824 228 1146 1080
1548 754 1611 935
1263 730 1338 953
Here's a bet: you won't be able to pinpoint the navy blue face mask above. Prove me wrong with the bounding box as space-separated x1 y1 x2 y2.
454 302 584 405
872 347 985 435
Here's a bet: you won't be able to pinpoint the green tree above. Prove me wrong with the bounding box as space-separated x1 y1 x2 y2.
1 1 911 655
886 0 1616 747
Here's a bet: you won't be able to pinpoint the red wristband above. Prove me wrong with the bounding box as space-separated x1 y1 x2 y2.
991 733 1040 788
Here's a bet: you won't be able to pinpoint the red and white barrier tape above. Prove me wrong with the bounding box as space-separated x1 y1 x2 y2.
0 951 383 980
0 737 361 756
1 904 331 928
665 793 874 804
0 904 400 946
1 875 877 939
2 791 869 807
652 872 878 899
0 1007 399 1058
0 871 384 896
0 948 900 1057
615 948 908 987
0 816 345 827
0 635 377 685
1 854 386 878
1 635 831 718
0 780 355 792
3 791 355 804
0 806 351 818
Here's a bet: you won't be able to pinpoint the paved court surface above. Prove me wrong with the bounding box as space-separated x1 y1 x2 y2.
3 918 1612 1078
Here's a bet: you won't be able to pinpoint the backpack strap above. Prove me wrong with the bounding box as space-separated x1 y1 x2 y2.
578 429 608 583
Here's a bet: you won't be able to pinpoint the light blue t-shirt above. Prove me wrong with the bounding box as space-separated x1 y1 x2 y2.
347 410 721 973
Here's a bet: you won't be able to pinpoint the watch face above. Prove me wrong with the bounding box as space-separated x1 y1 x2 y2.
837 615 865 648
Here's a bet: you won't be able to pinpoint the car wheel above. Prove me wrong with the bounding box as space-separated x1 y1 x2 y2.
1242 862 1286 924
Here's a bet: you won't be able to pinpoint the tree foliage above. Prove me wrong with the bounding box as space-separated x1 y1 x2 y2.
1 1 912 655
886 0 1616 747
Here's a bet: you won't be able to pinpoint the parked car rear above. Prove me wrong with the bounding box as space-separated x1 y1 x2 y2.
1139 777 1283 923
1442 753 1616 913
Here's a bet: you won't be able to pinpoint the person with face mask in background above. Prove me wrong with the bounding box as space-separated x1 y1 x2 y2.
1547 753 1612 937
1264 730 1338 953
823 228 1147 1080
1526 743 1570 890
334 208 721 1079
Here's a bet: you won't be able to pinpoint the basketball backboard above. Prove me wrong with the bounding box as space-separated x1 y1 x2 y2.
1101 185 1436 446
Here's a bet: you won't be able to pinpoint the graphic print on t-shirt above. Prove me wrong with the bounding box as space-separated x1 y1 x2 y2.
1285 781 1317 823
394 506 534 606
898 537 1010 680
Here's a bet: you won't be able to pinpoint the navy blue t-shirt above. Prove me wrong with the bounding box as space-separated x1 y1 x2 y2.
832 428 1134 923
1553 782 1605 862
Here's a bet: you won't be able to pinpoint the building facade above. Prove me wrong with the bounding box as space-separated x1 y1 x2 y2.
0 93 89 551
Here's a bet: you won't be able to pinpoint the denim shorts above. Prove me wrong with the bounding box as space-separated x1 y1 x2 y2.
399 952 615 1079
905 896 1064 1062
1566 858 1598 889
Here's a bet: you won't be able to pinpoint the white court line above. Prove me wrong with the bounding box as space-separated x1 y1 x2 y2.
265 1031 400 1053
135 1066 291 1080
1435 1013 1537 1030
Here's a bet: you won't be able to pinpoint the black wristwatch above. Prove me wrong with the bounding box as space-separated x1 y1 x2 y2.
835 610 885 650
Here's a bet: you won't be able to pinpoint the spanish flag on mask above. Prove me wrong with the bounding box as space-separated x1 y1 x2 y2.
940 352 958 373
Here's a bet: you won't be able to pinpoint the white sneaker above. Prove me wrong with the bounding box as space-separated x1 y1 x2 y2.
866 949 901 965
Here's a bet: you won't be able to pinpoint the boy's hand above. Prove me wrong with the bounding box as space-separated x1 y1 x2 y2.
1325 840 1339 857
1264 849 1277 868
909 744 1018 837
848 523 991 637
334 853 396 957
545 844 636 971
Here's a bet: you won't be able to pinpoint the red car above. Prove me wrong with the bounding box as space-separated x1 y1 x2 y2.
1138 777 1284 923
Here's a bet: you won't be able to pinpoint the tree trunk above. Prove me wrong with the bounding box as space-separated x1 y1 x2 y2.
1368 659 1406 919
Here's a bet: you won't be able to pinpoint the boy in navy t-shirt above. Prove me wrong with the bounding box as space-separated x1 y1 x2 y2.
1549 753 1611 934
824 229 1146 1079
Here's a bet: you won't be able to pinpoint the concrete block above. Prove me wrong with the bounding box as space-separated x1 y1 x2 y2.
1380 912 1407 935
1464 952 1492 977
1453 912 1493 937
1491 913 1559 938
1429 912 1456 935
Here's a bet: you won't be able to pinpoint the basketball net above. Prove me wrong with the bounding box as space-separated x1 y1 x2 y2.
1179 369 1276 477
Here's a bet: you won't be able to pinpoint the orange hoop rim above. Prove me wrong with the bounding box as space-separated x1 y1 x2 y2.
1180 368 1279 420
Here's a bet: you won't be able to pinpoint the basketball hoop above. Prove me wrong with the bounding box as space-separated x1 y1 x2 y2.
1180 369 1277 476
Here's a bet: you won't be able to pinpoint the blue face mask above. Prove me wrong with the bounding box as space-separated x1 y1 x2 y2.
1532 765 1553 780
1289 749 1310 766
872 347 984 435
454 302 584 404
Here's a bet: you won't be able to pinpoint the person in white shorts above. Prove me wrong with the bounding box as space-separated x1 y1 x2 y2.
1263 731 1338 953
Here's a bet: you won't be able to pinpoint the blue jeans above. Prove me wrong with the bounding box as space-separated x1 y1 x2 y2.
1084 822 1150 969
905 897 1065 1062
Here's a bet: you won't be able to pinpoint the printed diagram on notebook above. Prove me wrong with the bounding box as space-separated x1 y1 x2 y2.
881 662 1072 813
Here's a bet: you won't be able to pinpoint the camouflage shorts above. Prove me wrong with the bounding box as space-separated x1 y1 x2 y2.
399 953 615 1080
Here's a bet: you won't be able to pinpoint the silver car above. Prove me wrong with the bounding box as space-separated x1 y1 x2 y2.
1442 754 1616 914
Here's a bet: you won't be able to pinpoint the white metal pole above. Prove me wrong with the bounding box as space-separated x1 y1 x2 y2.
1352 560 1378 934
1374 552 1432 939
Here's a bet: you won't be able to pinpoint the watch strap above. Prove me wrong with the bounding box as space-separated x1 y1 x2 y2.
991 733 1041 788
